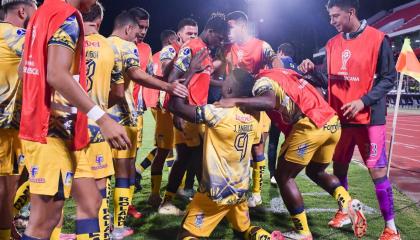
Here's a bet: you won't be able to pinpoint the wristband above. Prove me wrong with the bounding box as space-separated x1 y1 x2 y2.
87 105 105 122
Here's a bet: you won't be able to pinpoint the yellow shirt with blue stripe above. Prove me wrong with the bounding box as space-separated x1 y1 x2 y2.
0 22 26 129
197 104 260 205
107 36 140 127
85 33 123 143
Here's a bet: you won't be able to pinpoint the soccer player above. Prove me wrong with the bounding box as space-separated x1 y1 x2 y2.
19 0 132 239
299 0 398 239
169 52 278 240
225 11 277 207
268 43 302 186
74 3 119 239
134 29 178 194
0 0 36 239
216 68 367 239
107 9 188 238
150 18 199 210
159 14 227 215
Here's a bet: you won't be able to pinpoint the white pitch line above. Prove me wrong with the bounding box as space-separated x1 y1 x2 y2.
386 126 420 132
267 197 378 214
391 154 420 163
386 140 420 149
385 132 416 138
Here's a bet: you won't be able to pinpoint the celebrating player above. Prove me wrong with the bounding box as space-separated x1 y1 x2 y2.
216 68 368 239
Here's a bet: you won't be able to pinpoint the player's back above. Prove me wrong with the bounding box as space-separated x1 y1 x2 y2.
85 33 115 110
200 105 260 205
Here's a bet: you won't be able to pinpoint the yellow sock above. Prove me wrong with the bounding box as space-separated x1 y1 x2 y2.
291 211 311 235
13 180 30 215
50 227 61 240
151 175 162 195
99 188 111 240
76 218 100 240
333 186 352 212
129 184 135 205
163 191 175 203
113 185 130 228
244 226 271 240
252 159 265 193
0 229 11 240
179 173 186 189
135 148 157 174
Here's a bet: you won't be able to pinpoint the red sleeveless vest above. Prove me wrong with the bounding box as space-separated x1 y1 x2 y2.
142 51 161 108
326 26 384 124
183 38 213 106
133 42 152 108
258 69 336 135
19 0 88 150
227 38 264 75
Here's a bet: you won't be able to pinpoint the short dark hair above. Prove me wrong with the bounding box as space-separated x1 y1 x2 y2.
129 7 150 21
1 0 35 14
326 0 359 12
82 1 104 22
226 11 248 23
177 18 198 32
204 12 228 35
113 10 137 29
160 29 176 44
231 68 254 97
278 43 295 58
0 9 4 20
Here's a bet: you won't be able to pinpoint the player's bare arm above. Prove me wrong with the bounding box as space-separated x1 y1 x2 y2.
127 67 188 97
215 90 276 111
47 45 131 150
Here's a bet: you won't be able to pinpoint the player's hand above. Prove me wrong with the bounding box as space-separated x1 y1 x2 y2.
298 59 315 73
96 115 132 150
165 81 189 98
214 98 237 108
341 99 365 119
190 48 210 73
173 116 185 131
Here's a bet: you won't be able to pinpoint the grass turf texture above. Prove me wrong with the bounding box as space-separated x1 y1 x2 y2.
62 111 420 239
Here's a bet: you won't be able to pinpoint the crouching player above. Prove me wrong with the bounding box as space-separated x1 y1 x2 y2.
216 68 367 239
168 51 280 240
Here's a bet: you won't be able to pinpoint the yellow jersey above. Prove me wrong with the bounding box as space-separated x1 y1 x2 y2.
46 15 81 140
107 36 140 127
85 33 123 143
198 104 260 205
0 22 25 129
252 77 303 125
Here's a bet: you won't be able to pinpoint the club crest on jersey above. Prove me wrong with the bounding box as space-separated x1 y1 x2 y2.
64 171 74 186
133 48 139 57
16 29 26 36
29 166 45 183
183 48 191 56
297 143 308 158
341 49 351 71
195 213 205 228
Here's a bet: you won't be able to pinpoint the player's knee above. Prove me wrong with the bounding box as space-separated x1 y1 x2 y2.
77 194 102 218
305 166 319 180
369 167 387 179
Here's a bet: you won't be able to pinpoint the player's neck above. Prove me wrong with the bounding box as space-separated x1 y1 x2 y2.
66 0 81 9
237 34 252 45
3 15 24 28
345 19 361 34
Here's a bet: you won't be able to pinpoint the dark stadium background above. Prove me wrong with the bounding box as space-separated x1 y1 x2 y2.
99 0 412 61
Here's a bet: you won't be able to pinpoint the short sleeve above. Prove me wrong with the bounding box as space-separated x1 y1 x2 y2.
262 41 276 67
160 45 177 62
174 46 192 73
201 104 230 127
252 77 275 96
253 123 262 144
121 42 140 71
111 47 124 84
4 27 26 57
48 15 80 52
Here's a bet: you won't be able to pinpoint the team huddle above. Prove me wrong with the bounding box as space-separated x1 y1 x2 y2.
0 0 401 239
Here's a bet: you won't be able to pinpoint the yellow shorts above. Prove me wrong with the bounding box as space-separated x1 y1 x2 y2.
279 116 341 166
113 126 138 159
0 129 25 176
23 137 77 198
258 112 271 133
75 141 114 179
136 115 143 149
174 128 186 145
183 122 205 147
155 109 174 150
182 192 250 237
